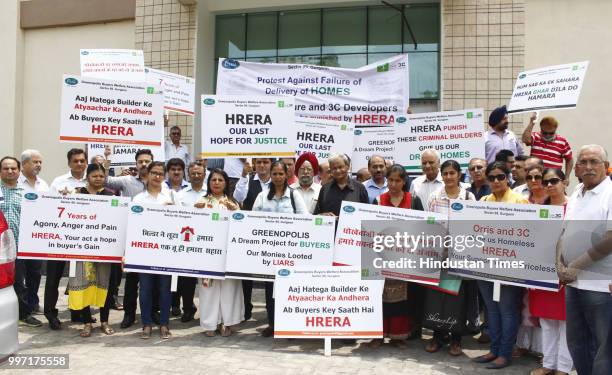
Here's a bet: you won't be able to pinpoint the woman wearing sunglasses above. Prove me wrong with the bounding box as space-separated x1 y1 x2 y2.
524 165 548 204
528 169 572 375
473 162 528 369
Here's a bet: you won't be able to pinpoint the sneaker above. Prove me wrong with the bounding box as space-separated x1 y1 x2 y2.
20 315 43 327
181 308 196 323
171 306 182 317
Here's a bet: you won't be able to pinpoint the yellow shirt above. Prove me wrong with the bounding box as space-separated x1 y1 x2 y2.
480 188 529 204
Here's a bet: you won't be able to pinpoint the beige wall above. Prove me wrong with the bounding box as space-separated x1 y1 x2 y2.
525 0 612 165
20 20 135 181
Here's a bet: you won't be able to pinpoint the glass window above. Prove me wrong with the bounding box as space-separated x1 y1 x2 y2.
322 54 367 68
247 13 277 58
278 10 321 56
215 14 246 59
408 52 438 99
403 5 439 52
278 55 321 66
322 8 366 54
368 6 402 53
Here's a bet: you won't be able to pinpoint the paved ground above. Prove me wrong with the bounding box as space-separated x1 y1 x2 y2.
2 277 567 374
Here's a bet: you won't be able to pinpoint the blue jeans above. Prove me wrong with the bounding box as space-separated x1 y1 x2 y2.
139 273 171 326
566 286 612 375
477 281 523 360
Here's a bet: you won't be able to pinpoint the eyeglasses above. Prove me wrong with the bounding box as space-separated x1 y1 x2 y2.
487 174 507 182
149 171 164 177
469 165 484 171
577 159 604 167
526 175 543 181
543 178 562 186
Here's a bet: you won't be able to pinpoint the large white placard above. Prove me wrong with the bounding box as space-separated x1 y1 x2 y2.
17 193 129 262
394 109 486 172
80 49 146 82
274 267 383 339
123 204 229 278
200 95 296 158
60 75 164 146
507 61 589 114
295 118 355 161
351 127 395 173
216 55 409 125
145 67 195 115
334 201 447 285
448 200 563 290
225 211 335 281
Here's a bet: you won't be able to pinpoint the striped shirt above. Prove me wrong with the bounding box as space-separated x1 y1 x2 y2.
530 132 572 169
0 183 23 247
427 186 476 215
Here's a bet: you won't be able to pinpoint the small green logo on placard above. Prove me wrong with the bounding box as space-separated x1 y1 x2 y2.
277 100 285 108
341 124 347 131
539 209 549 218
315 218 323 225
467 112 473 119
377 63 389 72
111 199 119 207
427 217 435 224
361 268 370 277
212 213 220 221
146 87 155 94
572 65 578 70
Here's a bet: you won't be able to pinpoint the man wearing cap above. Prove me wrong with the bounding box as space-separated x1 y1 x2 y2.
485 105 524 164
291 153 321 214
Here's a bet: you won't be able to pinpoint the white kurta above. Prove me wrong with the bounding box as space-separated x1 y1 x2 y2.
194 195 245 330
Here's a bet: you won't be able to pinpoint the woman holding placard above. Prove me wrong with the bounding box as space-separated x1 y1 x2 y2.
473 161 528 369
68 163 116 337
368 164 424 348
424 160 476 356
528 169 572 375
133 161 177 340
194 168 244 337
252 161 307 337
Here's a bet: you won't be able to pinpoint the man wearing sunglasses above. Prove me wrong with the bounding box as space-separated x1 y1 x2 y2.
522 113 573 185
467 158 491 201
164 125 192 168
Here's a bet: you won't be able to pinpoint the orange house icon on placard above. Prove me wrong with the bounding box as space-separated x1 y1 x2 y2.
180 226 195 242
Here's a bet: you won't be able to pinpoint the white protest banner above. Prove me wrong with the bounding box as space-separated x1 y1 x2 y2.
17 193 129 262
295 118 354 161
274 267 383 339
145 67 195 115
507 61 589 114
123 204 229 278
394 109 486 172
351 127 395 173
60 75 164 146
80 49 146 82
200 95 296 158
225 211 335 281
87 143 165 168
334 201 447 285
216 55 409 125
447 200 563 290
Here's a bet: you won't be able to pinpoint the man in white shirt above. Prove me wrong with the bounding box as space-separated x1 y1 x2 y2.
557 144 612 375
363 154 388 203
49 148 87 194
18 149 49 194
173 162 207 323
410 149 444 205
45 148 88 329
290 153 321 214
17 149 48 314
164 126 191 167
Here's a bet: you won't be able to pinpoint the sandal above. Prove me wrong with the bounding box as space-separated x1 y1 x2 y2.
160 325 171 340
204 330 216 337
100 322 115 335
529 368 554 375
221 325 232 337
141 325 152 339
449 342 463 356
424 338 441 353
80 323 93 338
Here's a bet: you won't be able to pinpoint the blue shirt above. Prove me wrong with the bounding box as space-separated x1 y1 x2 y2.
363 178 388 203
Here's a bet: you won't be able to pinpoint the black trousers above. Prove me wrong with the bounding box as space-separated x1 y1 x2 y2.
265 282 274 327
123 271 159 318
25 259 42 310
14 259 33 319
43 260 66 320
242 280 253 320
108 263 122 299
171 277 197 312
79 286 113 323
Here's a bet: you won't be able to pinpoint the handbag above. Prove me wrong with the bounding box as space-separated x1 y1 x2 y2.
422 282 470 335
